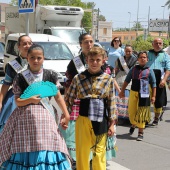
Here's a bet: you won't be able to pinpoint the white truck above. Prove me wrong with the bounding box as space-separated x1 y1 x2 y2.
5 5 86 55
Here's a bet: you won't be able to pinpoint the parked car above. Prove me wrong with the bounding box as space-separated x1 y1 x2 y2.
4 33 74 90
0 42 5 74
98 42 111 52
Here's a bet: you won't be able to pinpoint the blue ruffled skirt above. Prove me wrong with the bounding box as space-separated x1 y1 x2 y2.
1 150 71 170
0 89 16 133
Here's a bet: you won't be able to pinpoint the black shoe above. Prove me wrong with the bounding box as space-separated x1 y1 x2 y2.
152 118 158 126
137 133 143 141
72 160 76 170
129 126 135 135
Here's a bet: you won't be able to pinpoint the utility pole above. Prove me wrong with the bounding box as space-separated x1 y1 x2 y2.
136 0 139 37
96 8 100 42
147 6 150 37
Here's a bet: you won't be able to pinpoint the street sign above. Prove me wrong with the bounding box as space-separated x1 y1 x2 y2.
149 19 169 32
18 0 35 13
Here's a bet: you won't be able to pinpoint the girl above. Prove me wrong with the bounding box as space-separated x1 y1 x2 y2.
0 44 71 169
0 35 32 133
119 52 156 141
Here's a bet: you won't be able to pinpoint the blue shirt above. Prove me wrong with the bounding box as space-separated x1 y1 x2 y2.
108 47 124 68
146 50 170 72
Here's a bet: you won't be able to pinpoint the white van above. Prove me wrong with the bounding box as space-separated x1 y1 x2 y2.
4 33 74 90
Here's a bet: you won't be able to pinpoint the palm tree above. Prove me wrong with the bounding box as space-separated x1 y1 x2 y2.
165 0 170 9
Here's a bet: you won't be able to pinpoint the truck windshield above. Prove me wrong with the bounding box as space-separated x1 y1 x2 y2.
52 29 86 44
37 42 74 60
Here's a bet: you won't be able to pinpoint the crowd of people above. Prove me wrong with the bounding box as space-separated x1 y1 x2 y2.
0 33 169 170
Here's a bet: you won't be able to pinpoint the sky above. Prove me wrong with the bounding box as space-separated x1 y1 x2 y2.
1 0 170 29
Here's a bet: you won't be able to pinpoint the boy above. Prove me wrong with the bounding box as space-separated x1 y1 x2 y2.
119 51 156 141
65 47 117 170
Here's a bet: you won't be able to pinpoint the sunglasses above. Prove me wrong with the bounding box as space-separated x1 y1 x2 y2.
114 40 120 42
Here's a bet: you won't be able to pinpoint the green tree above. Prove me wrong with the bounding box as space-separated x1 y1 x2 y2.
10 0 18 5
99 15 106 21
131 22 144 31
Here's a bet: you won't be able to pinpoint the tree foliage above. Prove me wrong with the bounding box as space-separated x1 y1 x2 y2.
131 35 169 52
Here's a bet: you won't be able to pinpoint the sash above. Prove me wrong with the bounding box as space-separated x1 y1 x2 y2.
139 68 150 98
21 69 58 122
118 56 129 74
9 59 27 73
73 56 86 74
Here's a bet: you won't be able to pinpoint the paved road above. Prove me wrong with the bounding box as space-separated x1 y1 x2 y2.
1 75 170 170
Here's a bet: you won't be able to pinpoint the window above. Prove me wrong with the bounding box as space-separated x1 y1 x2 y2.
43 29 52 35
103 28 107 35
6 40 18 56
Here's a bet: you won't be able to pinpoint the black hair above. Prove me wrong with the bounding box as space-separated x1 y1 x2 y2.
111 37 122 47
17 35 31 46
137 51 148 58
27 44 44 56
79 33 92 44
125 44 132 49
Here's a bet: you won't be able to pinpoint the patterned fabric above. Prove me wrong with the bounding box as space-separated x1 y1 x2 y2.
88 98 104 122
70 99 80 120
0 105 69 163
65 70 117 120
115 89 129 118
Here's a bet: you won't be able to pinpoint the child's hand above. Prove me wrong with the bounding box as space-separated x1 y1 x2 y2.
108 124 115 137
151 96 155 104
119 91 124 98
60 114 70 130
30 95 41 104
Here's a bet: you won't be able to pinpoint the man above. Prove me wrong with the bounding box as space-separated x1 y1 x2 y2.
146 38 170 126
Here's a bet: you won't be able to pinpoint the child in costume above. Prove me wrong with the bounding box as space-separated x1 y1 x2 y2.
65 47 117 170
0 35 32 133
0 44 71 169
119 51 156 141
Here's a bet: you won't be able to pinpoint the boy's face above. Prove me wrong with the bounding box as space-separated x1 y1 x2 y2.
87 54 105 74
138 53 148 66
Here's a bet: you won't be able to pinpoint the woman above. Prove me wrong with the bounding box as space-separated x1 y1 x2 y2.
108 37 124 68
115 45 137 119
0 44 71 169
0 35 32 133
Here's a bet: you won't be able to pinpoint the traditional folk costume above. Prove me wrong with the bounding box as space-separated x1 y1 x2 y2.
125 65 156 128
146 50 170 119
0 68 71 170
60 52 86 161
0 57 27 133
65 69 117 170
115 55 137 119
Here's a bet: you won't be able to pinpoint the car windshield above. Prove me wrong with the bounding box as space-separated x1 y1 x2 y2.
52 29 86 44
34 42 74 60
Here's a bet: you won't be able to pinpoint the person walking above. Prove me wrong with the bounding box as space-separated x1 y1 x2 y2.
119 51 156 141
107 37 124 68
115 45 137 119
0 35 32 133
65 47 117 170
146 38 170 126
0 44 71 169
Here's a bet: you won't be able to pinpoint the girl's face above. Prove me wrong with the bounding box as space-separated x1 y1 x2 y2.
87 54 105 74
80 35 94 56
27 49 44 72
18 36 32 58
138 53 148 66
113 38 120 48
